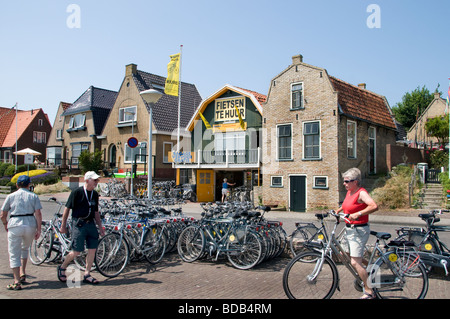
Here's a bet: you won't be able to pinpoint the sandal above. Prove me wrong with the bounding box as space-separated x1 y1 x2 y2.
6 283 22 290
360 292 376 299
57 265 67 283
83 274 99 285
19 274 27 284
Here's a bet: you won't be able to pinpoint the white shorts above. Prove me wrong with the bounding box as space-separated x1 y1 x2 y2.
343 225 370 258
222 188 229 195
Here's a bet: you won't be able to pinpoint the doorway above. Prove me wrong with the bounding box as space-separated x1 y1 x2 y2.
290 175 306 212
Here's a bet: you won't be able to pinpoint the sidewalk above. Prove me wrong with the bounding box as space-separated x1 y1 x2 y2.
25 191 450 227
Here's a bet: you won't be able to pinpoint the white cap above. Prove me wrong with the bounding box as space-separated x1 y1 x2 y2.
84 171 100 181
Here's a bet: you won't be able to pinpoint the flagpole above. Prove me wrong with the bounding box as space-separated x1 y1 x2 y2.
177 45 183 154
15 103 17 172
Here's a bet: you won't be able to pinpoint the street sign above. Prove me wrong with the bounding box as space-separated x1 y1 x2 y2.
127 137 138 148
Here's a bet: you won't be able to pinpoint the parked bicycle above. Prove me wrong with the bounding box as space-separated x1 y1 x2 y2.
29 197 89 269
283 210 428 299
395 209 450 275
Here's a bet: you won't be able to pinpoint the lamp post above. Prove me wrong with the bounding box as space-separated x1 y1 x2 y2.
140 89 163 200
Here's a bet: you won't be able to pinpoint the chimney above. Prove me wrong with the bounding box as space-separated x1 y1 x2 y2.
358 83 366 90
434 92 440 99
292 54 303 65
126 63 137 76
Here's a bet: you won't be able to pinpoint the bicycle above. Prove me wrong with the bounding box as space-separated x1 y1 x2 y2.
95 211 167 278
282 210 429 299
395 209 450 275
29 197 89 269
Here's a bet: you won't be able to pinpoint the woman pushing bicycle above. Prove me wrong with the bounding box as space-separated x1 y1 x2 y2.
336 167 378 299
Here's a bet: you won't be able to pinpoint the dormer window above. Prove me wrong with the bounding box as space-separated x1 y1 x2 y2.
68 113 86 129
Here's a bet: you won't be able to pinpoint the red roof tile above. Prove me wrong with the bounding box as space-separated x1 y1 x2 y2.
329 76 396 129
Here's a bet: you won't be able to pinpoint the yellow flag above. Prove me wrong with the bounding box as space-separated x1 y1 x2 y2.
233 104 245 130
199 111 211 129
165 53 180 96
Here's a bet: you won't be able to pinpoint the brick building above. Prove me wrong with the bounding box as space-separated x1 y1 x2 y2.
262 54 397 211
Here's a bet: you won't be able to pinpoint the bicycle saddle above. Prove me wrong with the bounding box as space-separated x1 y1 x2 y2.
370 230 391 240
315 213 328 219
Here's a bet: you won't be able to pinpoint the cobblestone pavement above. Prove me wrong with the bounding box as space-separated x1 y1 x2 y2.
0 193 448 301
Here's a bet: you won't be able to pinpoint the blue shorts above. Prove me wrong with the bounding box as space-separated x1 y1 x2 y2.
71 219 99 252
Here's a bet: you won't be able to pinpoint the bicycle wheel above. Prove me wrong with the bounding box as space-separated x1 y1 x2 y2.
227 230 263 270
29 223 53 265
95 232 130 278
289 225 321 256
143 226 167 264
283 251 338 299
369 251 429 299
177 225 205 262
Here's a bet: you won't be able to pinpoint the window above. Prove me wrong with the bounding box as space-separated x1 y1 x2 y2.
271 176 283 187
303 121 320 159
214 132 245 151
71 143 89 164
277 124 292 160
68 113 86 129
33 132 47 144
56 129 63 139
313 176 328 189
163 142 173 163
125 142 147 163
347 120 357 158
38 119 43 126
291 82 304 109
119 106 137 123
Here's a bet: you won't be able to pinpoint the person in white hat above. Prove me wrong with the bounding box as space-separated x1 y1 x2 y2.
58 171 104 285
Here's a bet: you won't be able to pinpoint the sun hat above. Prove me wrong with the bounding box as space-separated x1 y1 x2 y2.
84 171 100 181
17 175 31 187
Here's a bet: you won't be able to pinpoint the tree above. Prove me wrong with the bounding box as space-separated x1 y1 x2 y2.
391 86 437 130
425 114 449 147
78 150 103 174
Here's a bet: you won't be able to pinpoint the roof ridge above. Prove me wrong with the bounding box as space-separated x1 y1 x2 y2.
329 75 385 99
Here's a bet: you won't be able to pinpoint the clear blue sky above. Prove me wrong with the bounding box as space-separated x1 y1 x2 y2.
0 0 449 123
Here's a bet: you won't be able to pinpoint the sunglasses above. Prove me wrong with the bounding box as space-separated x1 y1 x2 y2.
343 179 356 183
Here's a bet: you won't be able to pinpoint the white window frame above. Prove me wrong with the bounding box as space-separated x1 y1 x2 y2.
313 176 328 189
302 120 321 160
119 106 137 123
291 82 304 109
347 120 357 159
68 113 86 129
124 142 147 163
56 129 63 139
33 131 47 144
271 176 283 187
163 142 173 163
276 123 292 160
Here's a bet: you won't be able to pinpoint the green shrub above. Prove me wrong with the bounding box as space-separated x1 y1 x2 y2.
4 165 16 176
78 150 103 174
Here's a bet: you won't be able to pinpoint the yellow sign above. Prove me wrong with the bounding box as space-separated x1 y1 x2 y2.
212 122 247 133
215 97 246 122
389 253 398 262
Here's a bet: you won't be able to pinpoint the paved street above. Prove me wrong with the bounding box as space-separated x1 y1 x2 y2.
0 192 448 302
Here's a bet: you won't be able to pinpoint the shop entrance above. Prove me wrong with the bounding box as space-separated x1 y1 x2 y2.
215 170 244 201
197 170 215 202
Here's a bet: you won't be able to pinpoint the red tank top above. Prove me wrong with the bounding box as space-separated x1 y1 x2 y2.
341 187 369 225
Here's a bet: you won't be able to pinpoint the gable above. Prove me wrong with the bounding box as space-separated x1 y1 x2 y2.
187 85 265 131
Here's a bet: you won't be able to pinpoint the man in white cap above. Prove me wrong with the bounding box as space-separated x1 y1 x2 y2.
58 171 104 285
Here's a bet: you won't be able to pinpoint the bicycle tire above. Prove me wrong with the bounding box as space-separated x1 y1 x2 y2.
95 232 130 278
177 225 205 262
227 230 263 270
369 251 429 299
283 251 339 299
289 225 321 256
29 223 53 265
143 226 167 264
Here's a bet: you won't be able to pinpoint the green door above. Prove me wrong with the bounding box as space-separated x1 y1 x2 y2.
290 176 306 212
